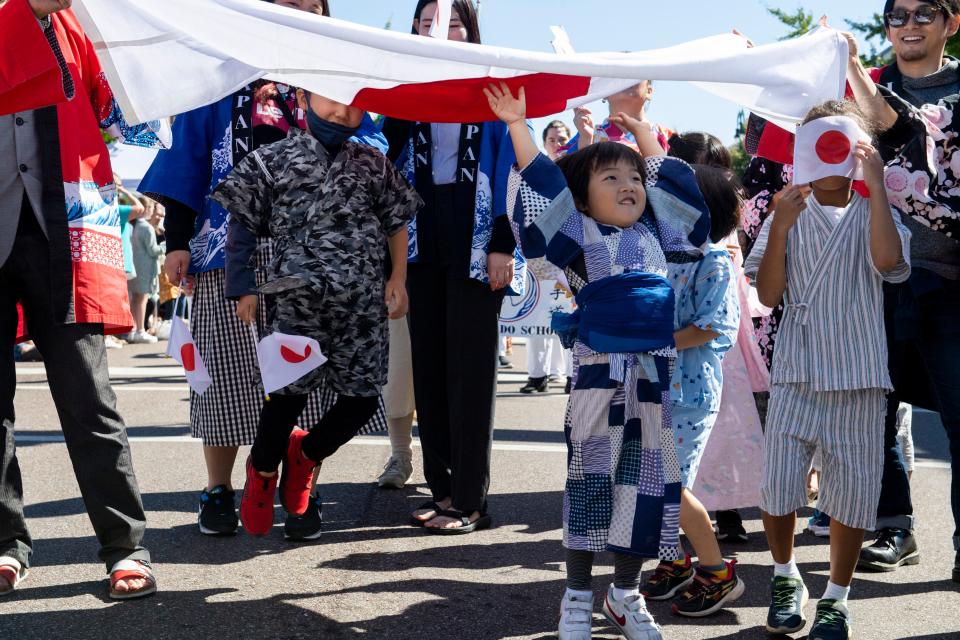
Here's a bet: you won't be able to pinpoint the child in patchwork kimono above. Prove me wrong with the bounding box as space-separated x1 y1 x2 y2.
212 91 422 537
485 83 711 640
744 101 911 640
641 165 744 618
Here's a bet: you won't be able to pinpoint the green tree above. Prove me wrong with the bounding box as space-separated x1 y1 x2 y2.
767 6 816 39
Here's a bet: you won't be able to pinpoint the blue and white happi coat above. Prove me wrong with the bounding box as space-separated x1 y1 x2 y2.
508 153 711 559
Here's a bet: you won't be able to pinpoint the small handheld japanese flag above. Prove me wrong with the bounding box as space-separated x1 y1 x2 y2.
255 332 327 395
793 115 871 185
166 315 212 395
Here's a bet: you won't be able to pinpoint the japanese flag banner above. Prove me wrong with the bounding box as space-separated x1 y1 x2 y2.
73 0 847 128
793 115 871 185
166 313 212 395
255 332 327 396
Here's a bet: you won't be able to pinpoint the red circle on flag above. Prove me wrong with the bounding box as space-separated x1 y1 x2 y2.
280 344 312 364
180 343 196 372
815 130 851 164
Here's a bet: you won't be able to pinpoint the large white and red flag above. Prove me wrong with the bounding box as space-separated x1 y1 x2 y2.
255 332 327 396
73 0 847 128
166 314 213 395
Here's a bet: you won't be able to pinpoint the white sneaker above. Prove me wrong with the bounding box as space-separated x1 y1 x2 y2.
377 456 413 489
126 331 158 344
104 335 124 350
156 320 172 341
601 585 662 640
558 589 594 640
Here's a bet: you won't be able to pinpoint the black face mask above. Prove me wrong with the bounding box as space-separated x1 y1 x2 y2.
306 107 359 149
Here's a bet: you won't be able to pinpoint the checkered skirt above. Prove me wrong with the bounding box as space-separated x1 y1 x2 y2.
188 241 386 446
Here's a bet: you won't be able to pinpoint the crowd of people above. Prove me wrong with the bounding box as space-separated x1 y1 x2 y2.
1 0 959 638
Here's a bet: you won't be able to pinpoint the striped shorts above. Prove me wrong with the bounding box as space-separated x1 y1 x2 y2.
188 244 385 446
760 383 886 530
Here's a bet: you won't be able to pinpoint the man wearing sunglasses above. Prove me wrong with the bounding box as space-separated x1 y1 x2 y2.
849 0 960 588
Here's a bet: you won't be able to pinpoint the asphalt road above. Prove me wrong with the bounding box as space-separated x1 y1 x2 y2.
1 340 958 639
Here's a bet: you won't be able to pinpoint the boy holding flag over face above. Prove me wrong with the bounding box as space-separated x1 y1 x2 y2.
744 101 911 640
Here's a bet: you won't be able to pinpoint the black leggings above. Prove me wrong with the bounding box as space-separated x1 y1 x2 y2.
249 393 379 473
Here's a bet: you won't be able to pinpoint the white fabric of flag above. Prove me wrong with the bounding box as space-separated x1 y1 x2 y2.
166 314 212 395
793 116 871 185
73 0 847 127
255 332 327 396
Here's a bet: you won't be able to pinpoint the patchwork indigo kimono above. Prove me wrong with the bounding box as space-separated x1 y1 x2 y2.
509 153 710 559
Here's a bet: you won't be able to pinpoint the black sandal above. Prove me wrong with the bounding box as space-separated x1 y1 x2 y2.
409 500 442 527
426 509 492 535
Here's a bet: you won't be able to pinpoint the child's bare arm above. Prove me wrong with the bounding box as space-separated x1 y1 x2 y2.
608 112 666 157
673 325 721 351
857 141 903 273
755 184 809 307
484 83 538 168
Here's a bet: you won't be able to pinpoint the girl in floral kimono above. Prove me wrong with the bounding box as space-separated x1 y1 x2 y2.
485 83 710 640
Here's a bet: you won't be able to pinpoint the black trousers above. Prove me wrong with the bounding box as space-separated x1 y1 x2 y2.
250 393 379 472
0 204 149 570
407 263 504 514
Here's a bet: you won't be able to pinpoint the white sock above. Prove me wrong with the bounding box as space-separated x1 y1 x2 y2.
822 581 850 602
565 587 593 601
387 413 414 459
773 557 802 579
612 586 640 602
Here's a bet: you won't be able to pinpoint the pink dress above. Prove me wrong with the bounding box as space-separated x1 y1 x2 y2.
690 238 769 511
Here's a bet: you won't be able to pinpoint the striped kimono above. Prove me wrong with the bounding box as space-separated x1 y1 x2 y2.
509 153 710 559
744 193 912 528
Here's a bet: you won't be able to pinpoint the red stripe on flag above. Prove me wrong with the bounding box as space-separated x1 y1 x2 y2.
353 73 592 123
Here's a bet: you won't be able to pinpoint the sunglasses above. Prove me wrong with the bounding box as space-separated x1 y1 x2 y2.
886 5 942 27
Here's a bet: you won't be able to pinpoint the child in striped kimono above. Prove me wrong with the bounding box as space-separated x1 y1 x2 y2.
744 101 911 640
485 83 711 640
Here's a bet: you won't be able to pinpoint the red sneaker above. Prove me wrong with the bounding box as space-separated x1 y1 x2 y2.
280 429 317 516
239 457 277 536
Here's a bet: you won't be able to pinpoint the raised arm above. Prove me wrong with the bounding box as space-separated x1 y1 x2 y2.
843 31 898 132
484 83 538 169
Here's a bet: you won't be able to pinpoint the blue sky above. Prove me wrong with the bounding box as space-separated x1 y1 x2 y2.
329 0 890 146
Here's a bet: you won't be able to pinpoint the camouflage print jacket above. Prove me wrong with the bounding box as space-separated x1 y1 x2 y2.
213 129 422 302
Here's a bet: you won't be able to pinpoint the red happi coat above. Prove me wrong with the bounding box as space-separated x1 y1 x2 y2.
0 0 135 340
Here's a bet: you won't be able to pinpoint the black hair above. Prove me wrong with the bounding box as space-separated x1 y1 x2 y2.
555 142 647 212
692 164 742 243
411 0 482 44
542 120 571 142
883 0 960 26
802 100 878 140
667 131 732 169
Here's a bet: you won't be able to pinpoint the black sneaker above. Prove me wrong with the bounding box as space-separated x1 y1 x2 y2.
715 509 748 543
198 485 239 536
564 377 572 394
519 376 549 393
284 493 323 541
857 527 919 572
765 575 809 634
671 560 745 618
808 599 851 640
641 556 695 600
498 355 513 369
